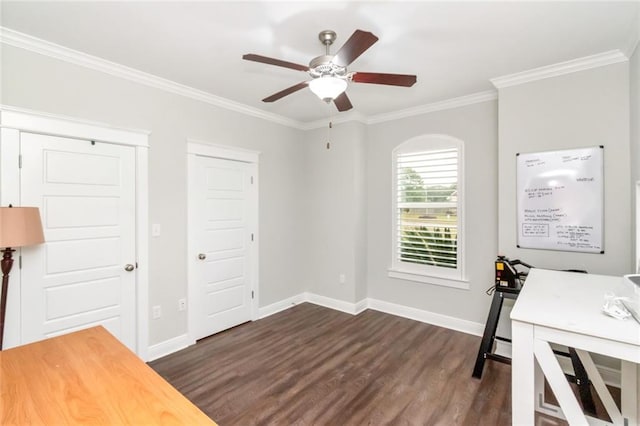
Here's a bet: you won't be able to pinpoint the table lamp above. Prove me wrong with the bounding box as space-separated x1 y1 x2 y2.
0 205 45 349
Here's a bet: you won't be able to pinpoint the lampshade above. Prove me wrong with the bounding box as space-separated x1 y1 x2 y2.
309 76 348 102
0 207 45 248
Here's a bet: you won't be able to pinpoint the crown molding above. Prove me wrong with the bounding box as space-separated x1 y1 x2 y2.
304 90 497 129
367 90 498 125
491 49 628 89
0 27 305 130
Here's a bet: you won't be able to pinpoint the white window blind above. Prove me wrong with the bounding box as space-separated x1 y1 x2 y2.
396 148 459 269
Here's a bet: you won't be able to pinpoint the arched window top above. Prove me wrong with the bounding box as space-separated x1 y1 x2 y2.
393 134 464 156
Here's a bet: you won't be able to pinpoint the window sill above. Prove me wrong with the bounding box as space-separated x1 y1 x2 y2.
387 268 470 290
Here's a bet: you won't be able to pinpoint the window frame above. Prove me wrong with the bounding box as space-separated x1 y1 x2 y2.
388 134 467 288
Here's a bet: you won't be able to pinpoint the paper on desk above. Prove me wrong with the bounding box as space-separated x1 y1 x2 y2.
602 292 631 320
604 275 640 324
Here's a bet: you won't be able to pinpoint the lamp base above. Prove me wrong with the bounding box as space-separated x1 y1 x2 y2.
0 247 15 350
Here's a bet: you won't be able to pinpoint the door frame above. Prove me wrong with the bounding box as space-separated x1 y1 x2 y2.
0 106 150 360
186 139 260 344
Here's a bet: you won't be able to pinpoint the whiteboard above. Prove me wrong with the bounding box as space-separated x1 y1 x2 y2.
516 146 604 253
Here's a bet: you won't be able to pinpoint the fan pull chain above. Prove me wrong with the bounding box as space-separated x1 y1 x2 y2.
326 102 333 150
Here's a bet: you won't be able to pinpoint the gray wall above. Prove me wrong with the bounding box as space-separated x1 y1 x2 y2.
631 44 639 271
497 62 631 275
366 101 499 324
1 46 308 345
303 121 368 303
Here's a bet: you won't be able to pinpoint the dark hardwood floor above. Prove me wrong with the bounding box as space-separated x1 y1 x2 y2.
149 303 617 426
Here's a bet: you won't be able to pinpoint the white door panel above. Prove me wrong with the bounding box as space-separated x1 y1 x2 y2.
45 196 120 228
45 277 121 318
193 155 255 340
45 316 122 340
44 149 121 185
207 257 244 282
45 238 121 273
205 167 244 191
206 199 243 222
206 286 244 313
203 229 245 253
19 132 137 351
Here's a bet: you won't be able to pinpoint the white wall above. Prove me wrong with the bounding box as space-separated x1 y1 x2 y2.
366 101 499 324
353 123 368 303
631 43 639 271
497 62 631 275
303 121 367 303
0 46 308 345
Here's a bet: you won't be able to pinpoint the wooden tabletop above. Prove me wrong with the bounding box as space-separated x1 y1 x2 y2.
0 326 216 425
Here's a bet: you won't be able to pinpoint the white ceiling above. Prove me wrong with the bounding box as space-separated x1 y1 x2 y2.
1 1 639 124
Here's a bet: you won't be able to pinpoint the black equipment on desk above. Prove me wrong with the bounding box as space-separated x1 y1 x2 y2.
494 255 531 290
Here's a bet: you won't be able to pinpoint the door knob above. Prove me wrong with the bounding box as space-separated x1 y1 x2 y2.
198 253 206 260
124 264 135 272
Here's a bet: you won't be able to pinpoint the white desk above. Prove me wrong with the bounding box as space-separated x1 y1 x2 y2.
511 269 640 425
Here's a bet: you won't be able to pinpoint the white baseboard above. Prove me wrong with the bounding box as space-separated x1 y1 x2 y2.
147 333 194 362
304 292 364 315
495 339 512 358
495 340 621 388
354 298 369 315
286 293 484 336
367 298 485 336
258 293 306 319
260 292 367 316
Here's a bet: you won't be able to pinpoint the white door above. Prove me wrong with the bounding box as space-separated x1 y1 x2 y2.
193 155 255 340
19 132 137 351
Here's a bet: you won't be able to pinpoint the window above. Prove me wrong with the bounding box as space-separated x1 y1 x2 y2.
389 135 466 287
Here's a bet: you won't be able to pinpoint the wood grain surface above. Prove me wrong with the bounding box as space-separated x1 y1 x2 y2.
1 326 215 426
151 303 619 426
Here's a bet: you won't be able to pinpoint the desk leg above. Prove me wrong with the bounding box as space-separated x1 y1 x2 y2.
512 320 535 425
621 360 638 426
534 339 587 425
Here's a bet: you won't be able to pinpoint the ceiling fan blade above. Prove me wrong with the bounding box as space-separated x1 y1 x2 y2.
331 30 379 67
262 81 309 103
243 54 309 72
352 72 417 87
333 92 353 112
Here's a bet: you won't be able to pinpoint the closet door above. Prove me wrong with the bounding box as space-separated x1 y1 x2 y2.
192 155 256 340
19 132 137 351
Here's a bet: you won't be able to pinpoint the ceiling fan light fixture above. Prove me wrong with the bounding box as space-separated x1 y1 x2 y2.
309 76 347 102
243 29 415 112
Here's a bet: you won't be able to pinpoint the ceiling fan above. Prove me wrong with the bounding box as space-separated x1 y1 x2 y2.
243 29 417 112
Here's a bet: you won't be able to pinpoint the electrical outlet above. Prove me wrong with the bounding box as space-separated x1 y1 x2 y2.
151 224 161 237
152 305 161 319
339 273 346 284
178 298 187 312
